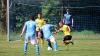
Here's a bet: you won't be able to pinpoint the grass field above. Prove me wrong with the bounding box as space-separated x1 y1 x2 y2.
0 31 100 56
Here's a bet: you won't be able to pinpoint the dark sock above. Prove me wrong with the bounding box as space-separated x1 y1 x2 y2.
47 39 52 48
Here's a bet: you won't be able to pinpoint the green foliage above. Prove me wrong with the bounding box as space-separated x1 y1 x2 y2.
41 0 61 26
16 16 22 27
15 16 25 31
10 2 41 31
42 0 60 17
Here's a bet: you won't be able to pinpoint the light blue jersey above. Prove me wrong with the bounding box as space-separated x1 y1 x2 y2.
41 24 53 40
23 20 40 55
64 14 71 24
24 20 37 35
41 24 58 51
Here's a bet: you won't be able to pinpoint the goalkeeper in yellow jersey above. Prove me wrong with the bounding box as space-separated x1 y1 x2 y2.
35 13 45 46
57 22 74 45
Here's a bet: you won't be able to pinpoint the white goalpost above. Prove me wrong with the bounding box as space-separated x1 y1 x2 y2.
7 0 9 41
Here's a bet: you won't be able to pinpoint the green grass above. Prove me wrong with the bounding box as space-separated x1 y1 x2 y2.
0 31 100 56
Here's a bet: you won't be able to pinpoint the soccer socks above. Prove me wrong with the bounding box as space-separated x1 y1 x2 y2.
24 43 28 54
35 44 40 55
54 42 58 51
24 43 40 55
47 39 52 48
47 39 58 51
40 38 44 46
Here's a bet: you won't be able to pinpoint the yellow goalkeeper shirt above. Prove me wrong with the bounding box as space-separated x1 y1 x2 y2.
35 18 44 31
60 25 71 36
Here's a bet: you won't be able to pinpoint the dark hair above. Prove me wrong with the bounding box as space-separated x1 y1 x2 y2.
30 16 35 21
44 19 48 23
38 13 42 19
38 13 42 15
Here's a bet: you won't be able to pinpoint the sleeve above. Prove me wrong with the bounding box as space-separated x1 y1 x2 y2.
35 22 37 28
50 24 53 27
35 22 38 27
35 19 39 24
35 19 37 22
67 26 71 32
35 19 39 27
21 22 27 33
24 22 27 28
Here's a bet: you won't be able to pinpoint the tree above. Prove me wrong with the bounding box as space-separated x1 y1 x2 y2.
42 0 60 17
0 0 7 32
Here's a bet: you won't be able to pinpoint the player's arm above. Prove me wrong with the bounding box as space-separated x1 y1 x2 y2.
51 24 58 30
71 17 74 27
54 27 62 33
20 23 26 36
52 25 58 34
35 19 40 31
67 26 71 32
60 18 64 24
62 17 65 24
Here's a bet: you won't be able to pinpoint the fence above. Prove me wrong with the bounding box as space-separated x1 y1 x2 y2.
9 0 100 41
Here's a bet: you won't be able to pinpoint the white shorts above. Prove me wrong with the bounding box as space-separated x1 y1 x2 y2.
46 35 55 43
25 33 37 45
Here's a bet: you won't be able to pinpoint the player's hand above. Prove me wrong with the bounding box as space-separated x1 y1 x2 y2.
54 25 57 27
71 25 73 27
52 32 57 34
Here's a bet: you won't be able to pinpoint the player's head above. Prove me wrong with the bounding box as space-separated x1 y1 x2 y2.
59 21 63 27
44 19 48 24
37 13 42 19
66 9 69 14
29 16 33 20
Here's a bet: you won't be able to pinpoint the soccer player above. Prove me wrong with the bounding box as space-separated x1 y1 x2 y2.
61 9 73 28
20 16 40 55
35 13 44 46
58 22 73 45
41 20 58 51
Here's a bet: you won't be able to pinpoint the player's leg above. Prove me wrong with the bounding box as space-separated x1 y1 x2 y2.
37 31 41 43
36 31 40 44
35 44 40 55
68 35 74 45
31 39 40 55
50 35 58 51
30 34 40 55
63 35 73 45
47 39 52 51
24 42 28 54
24 34 29 54
66 35 74 45
40 30 44 46
63 36 68 45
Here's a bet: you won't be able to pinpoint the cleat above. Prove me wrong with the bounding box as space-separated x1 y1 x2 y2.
54 49 58 51
71 41 74 45
36 52 40 55
47 47 52 51
24 52 27 56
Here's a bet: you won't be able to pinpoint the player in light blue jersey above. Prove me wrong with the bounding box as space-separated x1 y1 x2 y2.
41 20 58 51
63 9 73 27
20 16 40 55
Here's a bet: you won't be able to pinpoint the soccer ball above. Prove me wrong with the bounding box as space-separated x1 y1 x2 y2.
47 47 52 51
